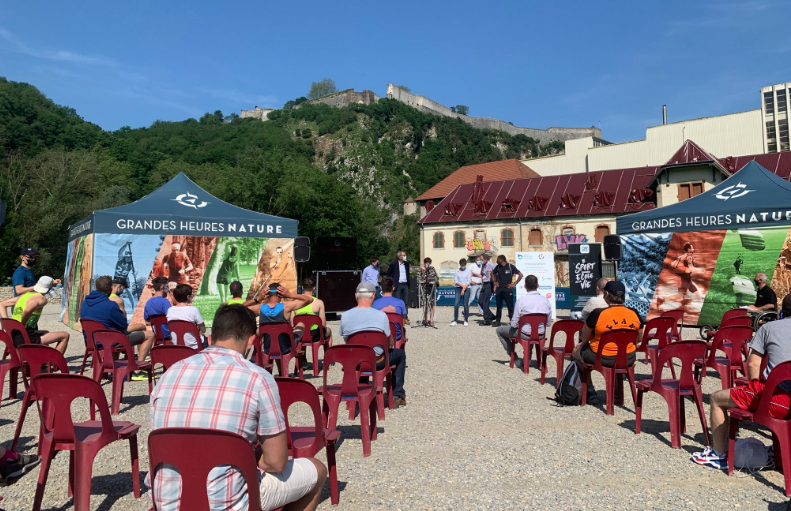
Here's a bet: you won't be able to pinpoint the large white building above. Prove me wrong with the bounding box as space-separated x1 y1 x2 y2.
763 82 791 153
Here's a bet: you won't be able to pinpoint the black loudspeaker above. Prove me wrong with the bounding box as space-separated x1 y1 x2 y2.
603 235 622 261
294 236 311 263
408 275 419 308
315 237 358 270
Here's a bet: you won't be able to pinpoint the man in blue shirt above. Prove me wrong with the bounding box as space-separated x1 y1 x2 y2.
144 277 172 340
452 258 472 327
12 248 53 297
361 256 381 298
373 277 406 341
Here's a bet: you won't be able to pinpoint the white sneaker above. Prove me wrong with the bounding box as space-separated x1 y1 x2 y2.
450 321 458 326
463 321 468 326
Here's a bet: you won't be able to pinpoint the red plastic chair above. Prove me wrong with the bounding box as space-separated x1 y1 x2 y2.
347 330 392 419
167 319 205 351
508 313 548 374
661 310 684 341
581 329 639 416
93 330 154 414
0 330 22 404
257 323 304 378
639 317 678 379
734 353 769 387
727 360 791 495
150 345 196 374
31 373 141 511
12 345 69 452
148 314 169 346
78 318 124 380
386 312 408 350
148 428 263 511
703 308 749 340
540 319 584 385
248 334 275 373
635 341 710 448
276 377 340 505
319 345 378 457
706 316 752 351
694 326 753 390
294 314 328 376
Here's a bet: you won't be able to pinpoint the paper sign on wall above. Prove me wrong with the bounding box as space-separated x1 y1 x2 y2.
514 251 556 318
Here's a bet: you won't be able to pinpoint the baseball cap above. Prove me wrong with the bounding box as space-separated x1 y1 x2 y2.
603 280 626 295
356 282 376 294
34 276 54 294
20 247 39 256
230 281 243 294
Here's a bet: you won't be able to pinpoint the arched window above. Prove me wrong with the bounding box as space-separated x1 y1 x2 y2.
433 232 445 249
453 230 465 248
595 224 611 242
528 228 542 247
501 228 515 247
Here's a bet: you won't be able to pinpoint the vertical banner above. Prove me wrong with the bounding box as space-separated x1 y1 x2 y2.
514 251 556 318
569 243 602 311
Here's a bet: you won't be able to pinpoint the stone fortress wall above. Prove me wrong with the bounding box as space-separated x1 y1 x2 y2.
240 106 275 121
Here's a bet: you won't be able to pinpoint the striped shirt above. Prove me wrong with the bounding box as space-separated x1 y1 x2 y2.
149 346 285 511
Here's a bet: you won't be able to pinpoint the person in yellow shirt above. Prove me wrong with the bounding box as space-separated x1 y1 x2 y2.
0 276 70 353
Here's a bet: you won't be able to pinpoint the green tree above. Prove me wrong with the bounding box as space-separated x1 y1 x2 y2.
454 105 469 116
307 78 337 100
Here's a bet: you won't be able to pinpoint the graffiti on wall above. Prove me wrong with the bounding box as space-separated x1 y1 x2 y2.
555 234 588 250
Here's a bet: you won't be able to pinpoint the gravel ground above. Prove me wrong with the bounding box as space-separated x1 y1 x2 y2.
1 304 790 510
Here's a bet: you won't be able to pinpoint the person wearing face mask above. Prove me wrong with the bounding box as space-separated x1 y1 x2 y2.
748 272 777 312
469 255 483 320
418 258 438 326
479 254 496 325
13 247 60 297
451 258 472 326
386 251 411 324
361 256 382 299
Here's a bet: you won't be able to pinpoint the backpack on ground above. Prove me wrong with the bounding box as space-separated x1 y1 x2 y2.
554 362 583 406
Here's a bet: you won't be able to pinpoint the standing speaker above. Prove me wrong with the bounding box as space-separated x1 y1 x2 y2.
603 235 621 261
294 236 311 263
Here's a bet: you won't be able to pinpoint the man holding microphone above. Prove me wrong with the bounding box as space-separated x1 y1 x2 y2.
451 258 472 326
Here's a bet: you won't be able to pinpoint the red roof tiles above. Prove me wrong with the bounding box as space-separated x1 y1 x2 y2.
415 159 539 201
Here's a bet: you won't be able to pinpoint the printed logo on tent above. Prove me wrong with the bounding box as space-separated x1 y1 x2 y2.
714 182 754 201
172 192 210 209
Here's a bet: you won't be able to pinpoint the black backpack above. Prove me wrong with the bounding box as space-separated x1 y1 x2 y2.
554 362 582 406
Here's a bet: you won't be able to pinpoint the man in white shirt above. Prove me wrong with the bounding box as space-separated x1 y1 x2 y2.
469 255 483 318
580 278 609 320
495 275 552 369
451 258 473 326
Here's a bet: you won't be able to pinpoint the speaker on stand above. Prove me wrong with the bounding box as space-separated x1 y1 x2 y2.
603 234 621 274
294 237 311 292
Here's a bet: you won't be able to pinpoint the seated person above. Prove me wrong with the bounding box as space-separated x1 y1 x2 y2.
748 272 777 312
291 278 333 347
166 284 207 350
693 293 791 470
338 282 407 408
81 275 155 378
258 283 311 355
581 278 609 321
144 277 172 341
109 277 129 316
494 275 552 369
0 276 69 353
573 280 642 369
225 280 247 305
149 304 327 511
373 277 406 342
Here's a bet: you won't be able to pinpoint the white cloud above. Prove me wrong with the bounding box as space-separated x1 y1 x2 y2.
0 27 117 66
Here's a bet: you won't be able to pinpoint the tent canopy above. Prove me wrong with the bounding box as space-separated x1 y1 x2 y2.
617 161 791 235
67 173 298 241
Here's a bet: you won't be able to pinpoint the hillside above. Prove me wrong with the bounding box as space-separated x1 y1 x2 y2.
0 77 563 280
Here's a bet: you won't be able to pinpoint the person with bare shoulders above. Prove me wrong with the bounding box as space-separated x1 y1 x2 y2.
257 283 312 355
0 276 70 353
109 277 128 315
672 243 701 304
291 278 333 347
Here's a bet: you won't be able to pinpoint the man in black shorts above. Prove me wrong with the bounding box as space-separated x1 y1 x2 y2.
80 275 154 379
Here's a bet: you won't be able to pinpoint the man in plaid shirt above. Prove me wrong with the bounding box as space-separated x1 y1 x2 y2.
149 304 327 511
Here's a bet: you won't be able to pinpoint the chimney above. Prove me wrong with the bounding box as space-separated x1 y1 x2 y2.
662 105 667 125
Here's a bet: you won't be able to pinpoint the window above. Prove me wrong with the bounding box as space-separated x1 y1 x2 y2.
474 230 486 241
677 182 703 202
779 118 790 152
433 232 444 249
595 224 610 242
453 231 465 248
501 228 515 247
528 228 542 247
764 92 775 114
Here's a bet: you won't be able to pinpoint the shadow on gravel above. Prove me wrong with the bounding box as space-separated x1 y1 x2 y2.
118 393 152 414
334 424 385 453
2 435 35 452
76 471 147 511
0 418 13 428
618 418 708 452
765 498 791 510
319 480 348 505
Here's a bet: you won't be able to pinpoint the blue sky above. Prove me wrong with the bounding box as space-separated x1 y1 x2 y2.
2 0 789 142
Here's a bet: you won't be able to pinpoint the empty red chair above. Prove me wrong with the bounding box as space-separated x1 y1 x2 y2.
12 345 69 452
276 377 340 505
635 341 710 448
0 330 22 404
31 373 141 511
148 428 263 510
148 314 169 346
257 323 304 378
694 326 752 390
540 319 584 385
661 310 684 341
727 360 791 495
386 312 408 350
640 317 678 379
581 329 639 416
347 330 392 419
248 334 275 374
150 345 196 374
167 319 204 351
78 318 123 380
509 313 548 374
319 345 378 457
293 314 328 376
93 330 154 414
702 308 749 341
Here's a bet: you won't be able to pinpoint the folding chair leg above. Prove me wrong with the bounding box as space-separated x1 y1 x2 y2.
33 442 55 511
11 388 33 451
635 390 644 434
326 440 339 505
130 436 140 498
693 385 710 446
